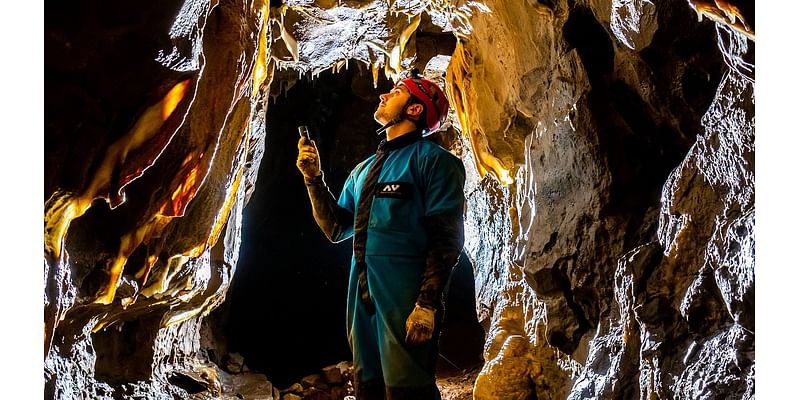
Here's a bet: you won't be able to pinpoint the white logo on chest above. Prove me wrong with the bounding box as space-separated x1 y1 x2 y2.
383 184 400 192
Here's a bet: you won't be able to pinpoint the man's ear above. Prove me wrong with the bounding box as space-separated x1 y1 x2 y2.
406 103 424 117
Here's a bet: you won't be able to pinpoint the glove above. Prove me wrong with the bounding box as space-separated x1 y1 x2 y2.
296 137 322 179
405 303 436 346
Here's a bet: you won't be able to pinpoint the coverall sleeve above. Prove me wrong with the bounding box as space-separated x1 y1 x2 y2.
416 151 466 309
304 172 355 243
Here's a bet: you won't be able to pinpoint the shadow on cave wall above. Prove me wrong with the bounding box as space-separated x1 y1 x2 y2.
208 66 484 386
561 2 723 231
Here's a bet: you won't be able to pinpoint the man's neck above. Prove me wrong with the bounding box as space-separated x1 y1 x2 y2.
385 120 419 141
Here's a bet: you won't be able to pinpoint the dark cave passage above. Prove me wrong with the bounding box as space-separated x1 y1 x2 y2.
213 66 484 387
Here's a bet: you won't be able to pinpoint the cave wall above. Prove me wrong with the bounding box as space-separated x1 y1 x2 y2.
44 0 754 398
45 0 271 397
450 0 754 399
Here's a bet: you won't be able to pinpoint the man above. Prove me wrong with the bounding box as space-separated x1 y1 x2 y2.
296 71 466 400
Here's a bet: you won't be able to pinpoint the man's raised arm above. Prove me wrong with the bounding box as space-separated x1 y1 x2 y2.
297 136 354 242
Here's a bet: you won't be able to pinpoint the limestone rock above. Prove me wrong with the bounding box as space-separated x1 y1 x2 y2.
449 0 754 398
610 0 658 50
321 364 343 385
301 373 329 390
281 382 304 394
224 353 245 374
217 370 276 400
336 360 353 380
45 0 268 397
474 335 534 400
303 386 333 400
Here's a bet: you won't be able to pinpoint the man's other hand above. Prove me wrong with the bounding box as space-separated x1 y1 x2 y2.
297 136 322 178
405 303 435 346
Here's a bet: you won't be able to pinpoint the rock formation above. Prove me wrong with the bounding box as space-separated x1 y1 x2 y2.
45 0 754 398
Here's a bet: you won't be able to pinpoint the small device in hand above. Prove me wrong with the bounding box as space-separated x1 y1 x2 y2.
298 125 311 141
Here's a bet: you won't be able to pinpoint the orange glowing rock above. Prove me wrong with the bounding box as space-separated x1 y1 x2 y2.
208 144 247 248
252 5 271 98
45 79 194 266
160 153 203 217
44 191 88 263
44 80 194 306
162 79 191 121
446 41 514 186
117 125 250 304
688 0 753 40
92 215 173 305
136 254 160 280
387 15 421 82
118 79 194 196
94 147 217 305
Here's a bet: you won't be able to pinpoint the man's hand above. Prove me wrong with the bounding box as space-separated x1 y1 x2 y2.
405 303 435 346
296 136 322 179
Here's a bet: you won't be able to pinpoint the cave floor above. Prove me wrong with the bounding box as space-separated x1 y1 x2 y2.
436 366 481 400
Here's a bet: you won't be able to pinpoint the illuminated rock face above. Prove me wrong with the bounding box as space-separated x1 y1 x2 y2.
45 0 754 399
453 0 754 399
45 0 270 397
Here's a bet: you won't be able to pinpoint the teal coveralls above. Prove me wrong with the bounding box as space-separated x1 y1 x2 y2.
305 130 465 399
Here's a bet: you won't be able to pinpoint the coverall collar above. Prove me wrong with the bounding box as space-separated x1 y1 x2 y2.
378 129 422 153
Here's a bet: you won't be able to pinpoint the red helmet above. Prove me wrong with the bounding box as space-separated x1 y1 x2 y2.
396 76 449 133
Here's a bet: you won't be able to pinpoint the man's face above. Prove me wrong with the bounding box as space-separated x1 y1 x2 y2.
374 84 412 125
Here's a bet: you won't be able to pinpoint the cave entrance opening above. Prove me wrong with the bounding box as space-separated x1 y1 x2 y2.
210 65 484 388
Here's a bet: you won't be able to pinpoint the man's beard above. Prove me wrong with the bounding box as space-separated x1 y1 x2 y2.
374 106 398 126
374 106 404 136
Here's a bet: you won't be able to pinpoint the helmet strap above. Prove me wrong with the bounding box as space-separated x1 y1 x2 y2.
375 96 417 136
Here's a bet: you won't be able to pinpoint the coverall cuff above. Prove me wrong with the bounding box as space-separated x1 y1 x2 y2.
415 298 438 311
303 173 325 186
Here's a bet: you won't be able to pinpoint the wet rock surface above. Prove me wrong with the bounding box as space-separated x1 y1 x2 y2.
45 0 269 397
45 0 754 399
444 0 753 398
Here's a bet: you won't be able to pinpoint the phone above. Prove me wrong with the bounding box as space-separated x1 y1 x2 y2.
297 125 311 141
